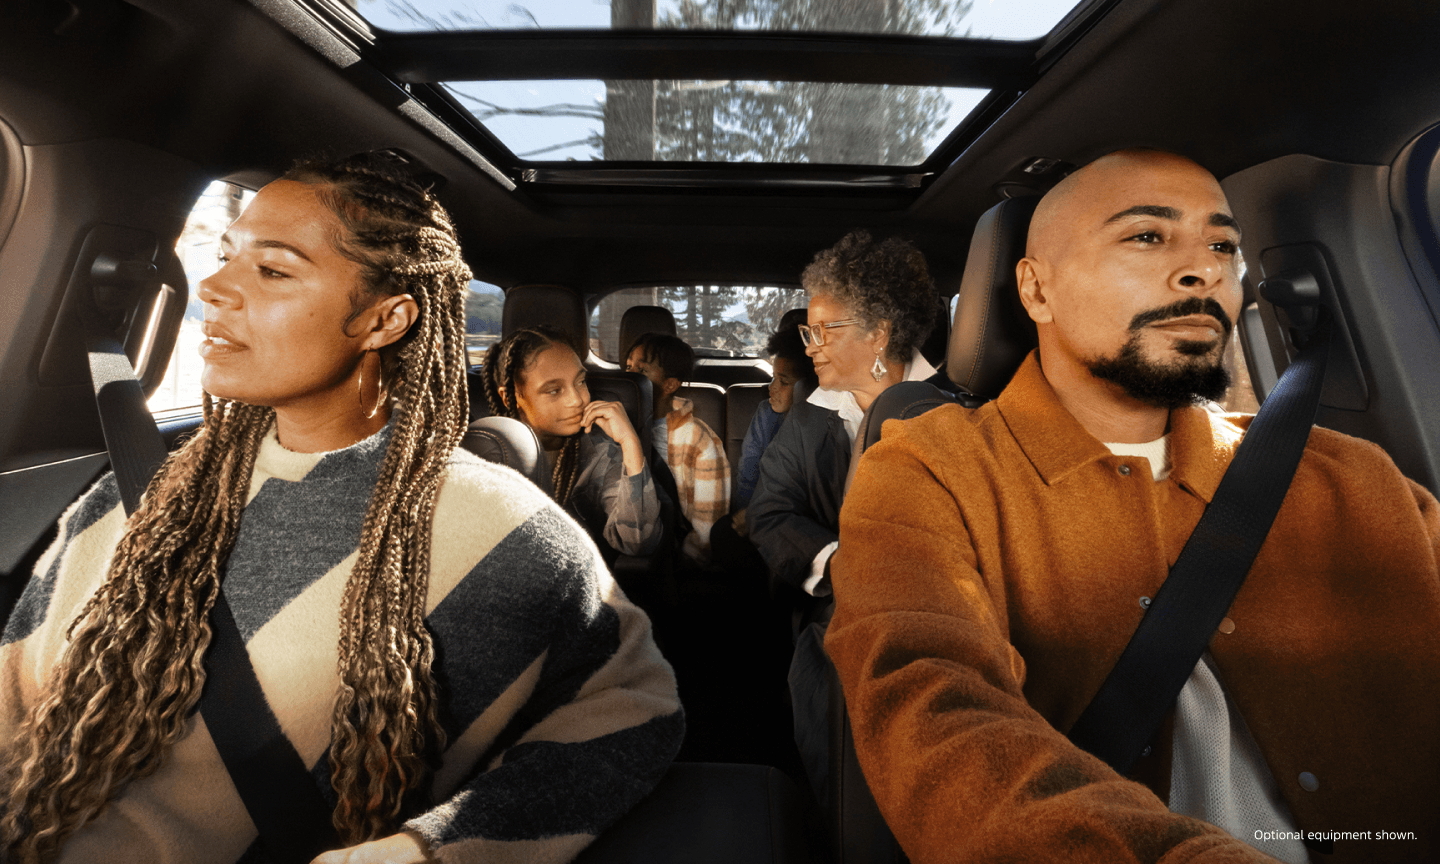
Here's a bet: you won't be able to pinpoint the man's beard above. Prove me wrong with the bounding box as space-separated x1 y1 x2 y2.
1085 297 1233 410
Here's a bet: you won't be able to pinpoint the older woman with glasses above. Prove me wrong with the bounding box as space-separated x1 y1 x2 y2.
746 228 939 806
749 229 940 599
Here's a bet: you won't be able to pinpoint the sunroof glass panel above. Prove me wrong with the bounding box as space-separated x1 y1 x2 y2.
446 80 989 165
358 0 1083 39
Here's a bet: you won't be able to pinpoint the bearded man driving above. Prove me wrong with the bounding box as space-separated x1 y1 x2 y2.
828 149 1440 864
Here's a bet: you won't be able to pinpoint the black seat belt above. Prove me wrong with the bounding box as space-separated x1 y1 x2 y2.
1068 293 1333 777
81 296 340 861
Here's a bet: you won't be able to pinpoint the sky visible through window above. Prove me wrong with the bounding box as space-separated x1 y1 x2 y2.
357 0 1082 38
357 0 1081 164
448 80 990 164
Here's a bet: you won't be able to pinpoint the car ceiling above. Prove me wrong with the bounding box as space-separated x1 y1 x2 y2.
1 0 1438 293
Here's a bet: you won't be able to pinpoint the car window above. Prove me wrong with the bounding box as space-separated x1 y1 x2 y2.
150 183 503 409
148 181 256 414
466 280 503 365
591 285 806 362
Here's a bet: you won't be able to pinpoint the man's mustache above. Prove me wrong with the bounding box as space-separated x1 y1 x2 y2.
1129 297 1233 338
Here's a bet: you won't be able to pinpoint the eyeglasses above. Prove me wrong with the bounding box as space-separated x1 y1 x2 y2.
798 319 862 347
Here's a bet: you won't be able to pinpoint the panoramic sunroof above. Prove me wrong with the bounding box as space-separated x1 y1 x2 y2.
446 80 990 165
357 0 1083 39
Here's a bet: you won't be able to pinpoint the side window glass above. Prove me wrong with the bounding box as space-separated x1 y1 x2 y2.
149 181 254 414
466 281 503 366
151 187 502 409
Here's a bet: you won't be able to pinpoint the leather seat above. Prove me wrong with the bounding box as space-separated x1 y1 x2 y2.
588 370 655 459
946 196 1041 399
822 195 1041 864
724 383 770 498
460 416 547 491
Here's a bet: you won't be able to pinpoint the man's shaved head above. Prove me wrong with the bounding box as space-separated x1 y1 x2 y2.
1027 149 1231 259
1014 149 1244 427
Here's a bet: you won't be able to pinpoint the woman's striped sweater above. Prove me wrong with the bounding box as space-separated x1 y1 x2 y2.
0 423 684 863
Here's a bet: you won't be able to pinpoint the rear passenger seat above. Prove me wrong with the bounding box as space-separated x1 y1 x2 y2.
724 383 770 504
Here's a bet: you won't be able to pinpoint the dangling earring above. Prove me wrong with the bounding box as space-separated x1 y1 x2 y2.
358 349 386 418
871 353 888 381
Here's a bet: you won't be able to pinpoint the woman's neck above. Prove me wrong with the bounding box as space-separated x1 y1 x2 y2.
851 358 907 412
274 402 391 453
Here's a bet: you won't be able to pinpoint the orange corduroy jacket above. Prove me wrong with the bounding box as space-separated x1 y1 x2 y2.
828 353 1440 864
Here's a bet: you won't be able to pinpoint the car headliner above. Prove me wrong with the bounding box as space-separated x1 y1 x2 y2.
0 0 1437 290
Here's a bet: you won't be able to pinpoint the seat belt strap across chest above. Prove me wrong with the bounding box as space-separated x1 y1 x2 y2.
1067 316 1333 777
82 323 341 861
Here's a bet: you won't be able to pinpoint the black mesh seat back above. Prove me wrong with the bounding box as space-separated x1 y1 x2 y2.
618 304 677 360
676 382 725 444
460 417 547 491
947 196 1041 401
502 284 589 354
725 383 769 493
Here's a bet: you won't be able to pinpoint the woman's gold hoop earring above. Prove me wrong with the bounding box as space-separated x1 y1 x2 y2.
871 353 888 381
358 350 386 419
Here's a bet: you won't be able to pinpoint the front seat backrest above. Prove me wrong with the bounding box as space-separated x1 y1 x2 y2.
947 196 1041 401
461 416 547 491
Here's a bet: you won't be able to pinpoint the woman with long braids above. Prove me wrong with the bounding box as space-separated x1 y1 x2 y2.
480 327 667 560
0 154 683 864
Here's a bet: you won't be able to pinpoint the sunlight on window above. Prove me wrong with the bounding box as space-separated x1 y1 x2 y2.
149 181 254 414
591 285 807 362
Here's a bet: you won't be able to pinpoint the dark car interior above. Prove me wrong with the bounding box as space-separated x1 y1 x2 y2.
2 0 1438 860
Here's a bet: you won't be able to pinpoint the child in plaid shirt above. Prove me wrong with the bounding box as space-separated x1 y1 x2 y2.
626 332 730 561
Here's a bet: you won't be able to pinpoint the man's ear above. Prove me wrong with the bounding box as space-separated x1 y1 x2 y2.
1016 259 1054 325
361 293 420 350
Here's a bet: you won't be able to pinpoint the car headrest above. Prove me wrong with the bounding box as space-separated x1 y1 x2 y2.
946 196 1041 401
503 284 588 354
586 369 655 457
618 305 678 360
844 381 959 494
461 416 547 491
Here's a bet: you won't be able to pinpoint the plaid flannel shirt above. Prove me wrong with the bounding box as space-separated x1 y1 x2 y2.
665 396 731 560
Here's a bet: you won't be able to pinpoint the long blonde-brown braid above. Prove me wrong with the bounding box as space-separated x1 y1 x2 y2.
0 152 474 859
480 326 583 507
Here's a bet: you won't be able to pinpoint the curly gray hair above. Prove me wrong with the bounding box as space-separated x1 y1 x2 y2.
801 229 938 363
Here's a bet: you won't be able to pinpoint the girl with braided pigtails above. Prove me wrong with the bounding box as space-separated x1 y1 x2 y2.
0 154 682 864
479 327 667 561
